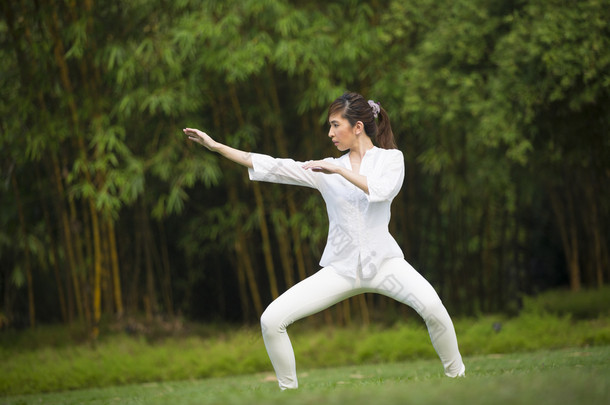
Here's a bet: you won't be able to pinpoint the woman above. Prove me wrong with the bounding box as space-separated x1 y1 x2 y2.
184 92 465 390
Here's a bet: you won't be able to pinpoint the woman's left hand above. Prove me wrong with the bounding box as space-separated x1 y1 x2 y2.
304 159 368 194
302 160 340 175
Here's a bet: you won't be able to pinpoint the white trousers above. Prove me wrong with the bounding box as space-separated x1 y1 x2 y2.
260 257 465 390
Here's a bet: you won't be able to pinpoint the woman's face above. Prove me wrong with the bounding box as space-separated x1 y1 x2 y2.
328 114 357 152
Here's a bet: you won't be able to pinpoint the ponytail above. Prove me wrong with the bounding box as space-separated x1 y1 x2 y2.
375 106 397 149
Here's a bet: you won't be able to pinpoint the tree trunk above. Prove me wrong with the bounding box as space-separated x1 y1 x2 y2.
52 154 84 322
141 202 158 320
234 250 251 320
584 181 604 287
130 211 144 313
72 197 92 327
90 200 104 339
229 83 279 299
158 220 174 316
358 294 370 326
38 166 68 323
210 94 258 317
11 173 35 328
265 71 308 282
227 186 264 315
274 208 295 288
107 218 124 317
254 80 295 291
481 203 494 312
46 0 106 336
101 219 114 316
497 201 508 311
252 182 280 299
549 188 581 291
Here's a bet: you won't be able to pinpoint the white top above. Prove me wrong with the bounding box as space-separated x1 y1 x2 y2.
248 146 405 279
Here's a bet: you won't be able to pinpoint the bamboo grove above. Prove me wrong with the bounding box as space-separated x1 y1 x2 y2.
1 0 609 334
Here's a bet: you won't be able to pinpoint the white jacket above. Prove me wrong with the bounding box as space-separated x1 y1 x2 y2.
248 146 405 279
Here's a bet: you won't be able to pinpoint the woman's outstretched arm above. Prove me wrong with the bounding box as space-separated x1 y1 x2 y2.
184 128 253 169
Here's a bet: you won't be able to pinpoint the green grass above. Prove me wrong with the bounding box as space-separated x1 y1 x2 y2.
1 288 609 400
1 312 609 396
2 346 608 405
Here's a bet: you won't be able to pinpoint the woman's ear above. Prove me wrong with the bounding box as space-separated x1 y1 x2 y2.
355 121 364 135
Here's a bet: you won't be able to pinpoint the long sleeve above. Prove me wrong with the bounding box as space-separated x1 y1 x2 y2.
248 153 319 189
366 149 405 203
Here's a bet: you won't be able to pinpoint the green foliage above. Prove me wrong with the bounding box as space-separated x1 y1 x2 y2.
1 0 609 327
457 313 610 354
354 324 436 363
522 286 610 319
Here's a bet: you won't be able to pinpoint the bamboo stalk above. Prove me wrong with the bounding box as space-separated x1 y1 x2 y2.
234 250 251 319
142 201 158 320
107 219 124 317
158 220 174 316
229 84 279 299
38 165 68 323
584 181 604 287
130 208 144 313
11 173 35 328
228 186 264 315
211 94 262 316
101 218 114 315
549 188 581 292
90 200 104 339
53 154 84 322
265 71 309 282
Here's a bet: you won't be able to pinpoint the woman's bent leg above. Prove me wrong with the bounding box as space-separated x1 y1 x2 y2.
260 267 357 390
370 258 465 377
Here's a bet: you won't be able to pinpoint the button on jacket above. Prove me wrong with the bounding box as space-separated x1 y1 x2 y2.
248 146 405 279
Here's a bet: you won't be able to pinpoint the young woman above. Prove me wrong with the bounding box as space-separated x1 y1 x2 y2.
184 92 465 390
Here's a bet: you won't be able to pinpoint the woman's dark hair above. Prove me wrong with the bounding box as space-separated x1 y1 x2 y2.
327 92 397 149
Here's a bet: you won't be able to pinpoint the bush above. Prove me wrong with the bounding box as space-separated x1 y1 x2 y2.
522 286 610 319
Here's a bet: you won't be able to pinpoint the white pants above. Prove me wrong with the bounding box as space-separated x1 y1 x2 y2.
260 257 465 390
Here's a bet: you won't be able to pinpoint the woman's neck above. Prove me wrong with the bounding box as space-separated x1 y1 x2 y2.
349 136 374 162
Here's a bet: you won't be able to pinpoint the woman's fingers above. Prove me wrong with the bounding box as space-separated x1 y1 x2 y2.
183 128 200 137
302 160 322 169
184 128 206 144
302 161 335 174
184 128 217 151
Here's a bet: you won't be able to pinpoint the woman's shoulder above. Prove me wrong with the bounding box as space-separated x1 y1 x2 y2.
374 147 403 159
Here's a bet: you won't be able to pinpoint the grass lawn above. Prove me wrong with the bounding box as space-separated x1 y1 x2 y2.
2 288 609 403
2 345 608 405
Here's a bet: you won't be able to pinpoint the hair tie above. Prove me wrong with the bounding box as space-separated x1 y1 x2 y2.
368 100 380 119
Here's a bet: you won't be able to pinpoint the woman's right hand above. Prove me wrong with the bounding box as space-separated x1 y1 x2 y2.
184 128 218 151
184 127 253 168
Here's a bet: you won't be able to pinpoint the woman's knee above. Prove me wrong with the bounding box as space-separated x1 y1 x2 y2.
417 296 448 321
260 307 273 333
260 303 284 336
